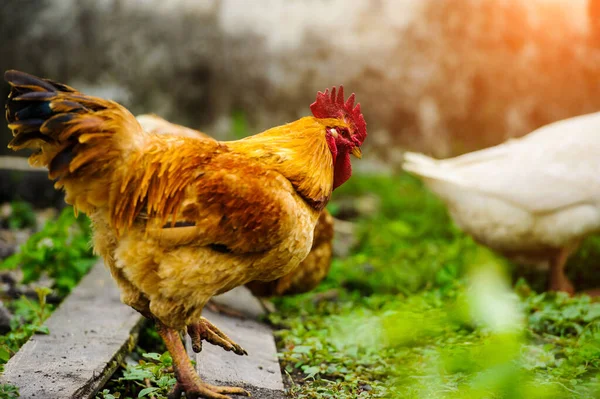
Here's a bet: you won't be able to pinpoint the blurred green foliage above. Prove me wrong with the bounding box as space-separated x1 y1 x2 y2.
231 110 250 140
273 173 600 398
4 202 36 230
0 287 53 370
326 174 476 295
0 207 95 297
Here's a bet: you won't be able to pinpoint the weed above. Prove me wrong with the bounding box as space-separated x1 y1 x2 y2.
3 202 36 230
0 384 19 399
0 287 53 368
99 325 175 399
0 207 95 297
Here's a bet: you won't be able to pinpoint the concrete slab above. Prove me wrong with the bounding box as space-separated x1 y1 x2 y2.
1 261 144 399
1 263 285 399
210 286 266 320
190 288 285 398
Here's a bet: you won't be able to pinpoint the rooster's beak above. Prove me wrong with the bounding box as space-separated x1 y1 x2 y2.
351 147 362 159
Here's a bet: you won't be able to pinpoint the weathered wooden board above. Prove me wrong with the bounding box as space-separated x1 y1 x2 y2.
191 287 286 399
1 261 144 398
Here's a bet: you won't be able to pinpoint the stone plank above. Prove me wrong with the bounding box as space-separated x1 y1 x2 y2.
0 156 43 172
1 260 144 399
1 261 285 398
210 286 266 319
191 287 285 399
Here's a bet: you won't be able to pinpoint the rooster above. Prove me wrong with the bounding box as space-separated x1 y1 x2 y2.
4 70 366 399
137 114 336 302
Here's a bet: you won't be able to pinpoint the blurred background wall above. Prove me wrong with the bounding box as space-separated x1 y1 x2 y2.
0 0 599 168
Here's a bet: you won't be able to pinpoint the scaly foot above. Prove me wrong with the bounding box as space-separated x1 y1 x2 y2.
205 300 247 319
156 322 250 399
187 317 248 355
167 381 250 399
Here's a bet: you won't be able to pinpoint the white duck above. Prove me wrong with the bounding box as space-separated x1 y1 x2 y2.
403 112 600 294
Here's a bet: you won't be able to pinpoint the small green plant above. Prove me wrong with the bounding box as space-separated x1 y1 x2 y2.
0 207 95 297
99 351 176 399
4 201 36 230
0 384 19 399
0 287 53 367
96 389 119 399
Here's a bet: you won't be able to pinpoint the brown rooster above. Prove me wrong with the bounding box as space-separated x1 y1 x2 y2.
4 71 366 399
136 114 336 301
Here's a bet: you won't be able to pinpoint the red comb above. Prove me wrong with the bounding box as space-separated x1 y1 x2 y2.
310 86 367 145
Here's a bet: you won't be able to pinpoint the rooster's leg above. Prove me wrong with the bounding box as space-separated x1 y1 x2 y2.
548 247 575 294
206 297 275 317
205 300 247 319
187 317 248 355
156 322 250 399
258 298 277 314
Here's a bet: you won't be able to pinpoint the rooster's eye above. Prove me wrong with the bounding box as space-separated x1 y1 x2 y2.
338 128 352 139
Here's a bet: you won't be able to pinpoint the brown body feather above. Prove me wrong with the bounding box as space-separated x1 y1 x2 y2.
245 209 334 297
5 71 345 328
137 114 335 297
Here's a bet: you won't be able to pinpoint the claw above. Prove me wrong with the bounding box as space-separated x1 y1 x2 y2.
187 318 248 356
156 322 250 399
188 325 203 353
167 381 250 399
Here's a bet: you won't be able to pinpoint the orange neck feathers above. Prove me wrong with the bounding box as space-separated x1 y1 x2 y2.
226 116 348 210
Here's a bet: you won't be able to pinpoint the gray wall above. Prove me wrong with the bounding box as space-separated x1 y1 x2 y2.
0 0 598 169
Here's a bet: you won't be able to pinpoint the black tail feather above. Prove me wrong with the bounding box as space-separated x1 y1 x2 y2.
12 91 56 101
4 69 143 215
6 119 45 135
5 70 76 93
5 70 58 92
14 102 53 120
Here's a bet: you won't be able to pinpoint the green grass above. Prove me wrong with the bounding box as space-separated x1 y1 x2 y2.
98 349 176 399
271 173 600 398
1 206 96 297
0 287 53 368
3 201 36 230
98 323 173 399
0 205 96 397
